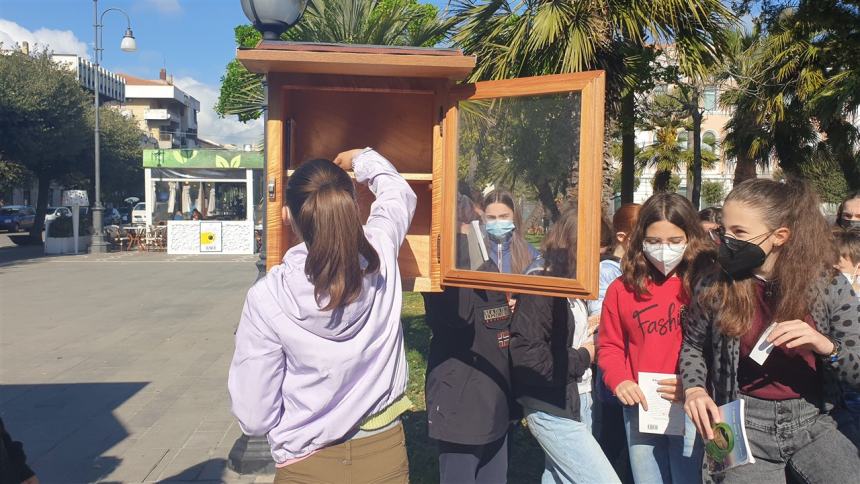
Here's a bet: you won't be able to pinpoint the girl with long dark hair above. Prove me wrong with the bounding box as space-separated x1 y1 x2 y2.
228 148 417 483
598 193 711 483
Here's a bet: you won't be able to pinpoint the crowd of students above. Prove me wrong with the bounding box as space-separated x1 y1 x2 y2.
228 148 860 484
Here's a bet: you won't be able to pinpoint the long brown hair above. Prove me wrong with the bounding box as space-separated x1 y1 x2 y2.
613 203 641 235
286 159 380 311
622 193 712 298
540 206 579 278
701 178 836 337
482 190 533 274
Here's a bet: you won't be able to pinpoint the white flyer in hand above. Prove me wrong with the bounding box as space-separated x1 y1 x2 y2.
749 322 778 366
638 372 686 436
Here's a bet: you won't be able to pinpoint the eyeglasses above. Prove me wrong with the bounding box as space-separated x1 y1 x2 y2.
707 227 725 243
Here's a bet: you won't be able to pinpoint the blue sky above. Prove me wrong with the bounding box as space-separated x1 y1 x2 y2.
0 0 750 143
0 0 451 144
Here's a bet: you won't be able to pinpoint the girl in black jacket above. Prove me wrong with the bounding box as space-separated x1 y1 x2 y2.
424 187 518 484
511 207 620 483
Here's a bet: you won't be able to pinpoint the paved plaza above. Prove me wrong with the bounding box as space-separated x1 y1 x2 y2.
0 235 275 483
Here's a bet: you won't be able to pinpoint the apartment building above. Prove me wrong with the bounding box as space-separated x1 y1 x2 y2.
119 69 200 149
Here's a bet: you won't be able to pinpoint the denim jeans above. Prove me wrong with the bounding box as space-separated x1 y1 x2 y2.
832 390 860 447
712 394 860 484
622 405 703 484
525 392 620 484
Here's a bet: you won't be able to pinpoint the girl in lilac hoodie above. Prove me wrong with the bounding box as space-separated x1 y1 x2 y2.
228 148 417 483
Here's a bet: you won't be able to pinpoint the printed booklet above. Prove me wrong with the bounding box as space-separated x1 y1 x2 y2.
706 399 756 473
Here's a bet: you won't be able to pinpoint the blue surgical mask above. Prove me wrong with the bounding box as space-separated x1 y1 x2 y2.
486 220 515 240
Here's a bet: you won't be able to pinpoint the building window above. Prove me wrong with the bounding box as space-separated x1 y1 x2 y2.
678 130 689 150
703 86 718 112
703 130 719 155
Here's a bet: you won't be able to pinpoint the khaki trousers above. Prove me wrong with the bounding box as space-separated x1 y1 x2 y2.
274 423 409 484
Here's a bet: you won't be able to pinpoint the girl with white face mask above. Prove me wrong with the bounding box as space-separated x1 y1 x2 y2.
598 192 714 484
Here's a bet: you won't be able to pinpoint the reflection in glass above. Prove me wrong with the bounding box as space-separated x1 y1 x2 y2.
455 92 582 277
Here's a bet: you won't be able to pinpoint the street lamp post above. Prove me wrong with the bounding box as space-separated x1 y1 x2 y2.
91 0 136 253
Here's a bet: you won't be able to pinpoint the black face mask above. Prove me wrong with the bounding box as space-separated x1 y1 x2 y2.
717 233 771 278
839 218 860 230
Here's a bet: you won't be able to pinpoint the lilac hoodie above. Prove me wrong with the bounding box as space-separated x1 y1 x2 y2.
228 149 417 464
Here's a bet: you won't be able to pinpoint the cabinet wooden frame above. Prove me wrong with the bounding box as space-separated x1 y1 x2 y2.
440 71 606 298
265 73 450 293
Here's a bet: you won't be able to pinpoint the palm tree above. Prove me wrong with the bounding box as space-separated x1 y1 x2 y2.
722 3 860 191
452 0 737 205
217 0 454 120
637 93 718 192
719 28 774 185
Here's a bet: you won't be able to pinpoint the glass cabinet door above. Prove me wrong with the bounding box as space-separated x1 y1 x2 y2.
441 72 605 298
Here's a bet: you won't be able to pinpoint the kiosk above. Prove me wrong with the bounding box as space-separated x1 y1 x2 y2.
141 148 263 254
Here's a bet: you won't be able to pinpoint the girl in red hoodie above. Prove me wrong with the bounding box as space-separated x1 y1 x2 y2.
598 193 713 483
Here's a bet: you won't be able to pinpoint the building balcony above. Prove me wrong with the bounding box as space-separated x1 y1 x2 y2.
144 109 177 122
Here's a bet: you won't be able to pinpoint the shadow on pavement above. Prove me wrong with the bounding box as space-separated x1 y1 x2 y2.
0 382 148 483
0 241 45 269
156 457 229 483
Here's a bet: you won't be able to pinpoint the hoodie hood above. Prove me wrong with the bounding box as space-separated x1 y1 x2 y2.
261 242 381 341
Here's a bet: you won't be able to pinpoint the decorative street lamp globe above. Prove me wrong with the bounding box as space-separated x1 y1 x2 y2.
120 28 137 52
241 0 309 41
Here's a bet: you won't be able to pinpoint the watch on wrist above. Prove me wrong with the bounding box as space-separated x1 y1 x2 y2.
824 336 841 364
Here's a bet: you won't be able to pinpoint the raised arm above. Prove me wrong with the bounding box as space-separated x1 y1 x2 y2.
339 148 417 250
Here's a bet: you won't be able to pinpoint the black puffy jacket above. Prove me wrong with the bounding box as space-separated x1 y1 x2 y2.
510 294 592 421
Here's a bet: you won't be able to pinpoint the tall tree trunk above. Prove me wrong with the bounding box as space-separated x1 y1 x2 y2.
826 121 860 191
566 91 582 207
653 170 672 193
602 121 615 211
733 155 757 185
620 92 636 203
537 179 561 222
690 110 703 209
29 173 50 244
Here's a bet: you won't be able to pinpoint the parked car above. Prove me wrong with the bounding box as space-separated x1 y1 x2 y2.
131 202 147 224
45 206 73 223
117 207 131 224
0 205 36 232
102 208 121 226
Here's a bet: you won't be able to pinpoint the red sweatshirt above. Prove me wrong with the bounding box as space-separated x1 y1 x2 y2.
598 276 688 393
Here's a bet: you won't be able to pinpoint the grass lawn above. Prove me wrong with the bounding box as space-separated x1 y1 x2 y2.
400 292 545 483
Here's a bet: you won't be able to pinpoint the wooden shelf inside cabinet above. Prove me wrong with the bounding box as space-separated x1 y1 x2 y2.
285 170 433 182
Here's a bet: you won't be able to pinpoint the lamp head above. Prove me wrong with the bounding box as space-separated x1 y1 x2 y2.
120 28 137 52
241 0 308 41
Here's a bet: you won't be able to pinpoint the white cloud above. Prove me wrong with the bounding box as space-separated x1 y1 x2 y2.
143 0 182 15
0 19 89 57
172 76 263 147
